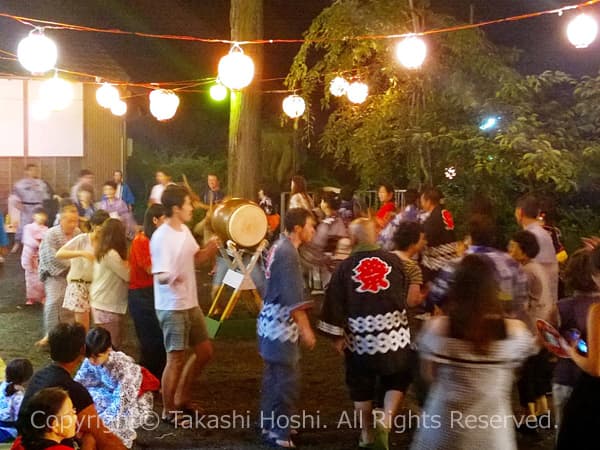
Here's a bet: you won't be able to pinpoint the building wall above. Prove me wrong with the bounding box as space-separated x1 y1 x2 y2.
0 83 125 215
82 84 126 197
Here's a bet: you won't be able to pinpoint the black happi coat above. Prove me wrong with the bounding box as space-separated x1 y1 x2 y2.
319 247 411 374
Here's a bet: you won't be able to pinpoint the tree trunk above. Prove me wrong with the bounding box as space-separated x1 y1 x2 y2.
228 0 263 198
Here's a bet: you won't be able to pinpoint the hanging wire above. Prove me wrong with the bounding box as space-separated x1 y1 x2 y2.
0 0 598 45
1 0 599 96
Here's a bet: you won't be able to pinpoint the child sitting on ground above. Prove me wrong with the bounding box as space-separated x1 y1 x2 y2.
0 358 33 443
74 327 159 448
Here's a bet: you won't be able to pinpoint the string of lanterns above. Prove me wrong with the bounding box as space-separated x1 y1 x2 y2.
11 7 600 121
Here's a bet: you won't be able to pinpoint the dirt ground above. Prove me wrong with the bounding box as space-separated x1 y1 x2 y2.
0 251 556 449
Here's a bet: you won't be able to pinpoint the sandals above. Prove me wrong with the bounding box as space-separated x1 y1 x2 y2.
357 423 389 450
374 422 390 450
262 430 296 448
267 437 296 448
161 411 193 428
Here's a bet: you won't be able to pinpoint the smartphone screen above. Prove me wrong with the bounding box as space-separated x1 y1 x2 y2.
577 339 588 355
544 331 558 347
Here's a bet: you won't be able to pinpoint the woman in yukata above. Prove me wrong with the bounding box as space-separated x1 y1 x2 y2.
97 181 136 239
20 207 48 305
74 327 159 448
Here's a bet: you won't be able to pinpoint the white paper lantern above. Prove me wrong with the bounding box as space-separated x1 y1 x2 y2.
111 100 127 116
218 45 255 90
346 81 369 104
329 76 349 97
17 29 57 74
282 95 306 119
396 35 427 69
567 14 598 48
39 76 73 111
149 89 180 121
210 83 228 101
96 83 120 109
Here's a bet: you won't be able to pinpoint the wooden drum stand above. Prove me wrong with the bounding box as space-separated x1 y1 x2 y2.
205 239 267 337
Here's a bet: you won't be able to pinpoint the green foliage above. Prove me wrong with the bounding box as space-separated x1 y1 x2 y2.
260 126 297 188
126 141 227 222
286 0 524 189
286 0 599 190
287 0 599 245
559 206 600 253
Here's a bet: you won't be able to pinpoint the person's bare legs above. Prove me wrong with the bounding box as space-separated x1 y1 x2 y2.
74 311 90 332
381 390 404 429
174 340 213 409
162 350 186 414
354 400 374 445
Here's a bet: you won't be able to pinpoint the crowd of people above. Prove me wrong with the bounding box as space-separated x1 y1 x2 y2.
0 166 599 450
259 184 600 450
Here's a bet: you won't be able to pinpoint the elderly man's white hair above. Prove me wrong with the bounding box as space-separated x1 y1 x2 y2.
348 218 377 246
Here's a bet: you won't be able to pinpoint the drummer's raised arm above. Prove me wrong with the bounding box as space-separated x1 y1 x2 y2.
195 237 219 265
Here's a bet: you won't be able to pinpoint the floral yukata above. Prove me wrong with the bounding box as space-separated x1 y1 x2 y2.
21 222 48 303
74 351 155 448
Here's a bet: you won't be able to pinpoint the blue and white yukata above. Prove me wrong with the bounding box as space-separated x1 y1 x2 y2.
75 351 154 448
257 235 312 441
0 381 25 442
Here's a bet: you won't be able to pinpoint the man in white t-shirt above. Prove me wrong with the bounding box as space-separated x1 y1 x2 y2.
515 194 559 306
150 185 218 426
148 169 175 206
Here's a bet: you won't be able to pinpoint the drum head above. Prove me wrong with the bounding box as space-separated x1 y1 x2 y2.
228 203 268 247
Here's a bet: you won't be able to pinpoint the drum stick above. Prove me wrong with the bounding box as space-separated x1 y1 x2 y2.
182 174 209 210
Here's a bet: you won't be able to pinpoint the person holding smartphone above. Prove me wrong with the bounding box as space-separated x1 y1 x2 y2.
552 248 600 432
556 245 600 449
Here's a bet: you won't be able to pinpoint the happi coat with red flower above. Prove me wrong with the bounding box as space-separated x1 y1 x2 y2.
318 245 412 373
421 204 457 281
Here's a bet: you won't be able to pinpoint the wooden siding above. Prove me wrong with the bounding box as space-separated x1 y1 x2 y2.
0 84 125 213
82 84 126 195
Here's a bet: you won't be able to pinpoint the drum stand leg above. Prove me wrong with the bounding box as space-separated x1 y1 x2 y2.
220 287 242 320
208 283 227 316
206 240 267 334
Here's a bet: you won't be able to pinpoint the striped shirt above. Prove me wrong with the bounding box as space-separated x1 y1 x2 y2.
427 246 528 318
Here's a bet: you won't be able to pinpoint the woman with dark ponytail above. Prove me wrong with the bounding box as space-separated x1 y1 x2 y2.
410 255 534 450
0 358 33 442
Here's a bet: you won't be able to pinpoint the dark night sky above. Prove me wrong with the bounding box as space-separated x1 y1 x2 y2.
433 0 600 76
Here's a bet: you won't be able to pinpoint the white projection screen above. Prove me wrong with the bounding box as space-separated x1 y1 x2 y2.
0 79 25 156
28 80 84 157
